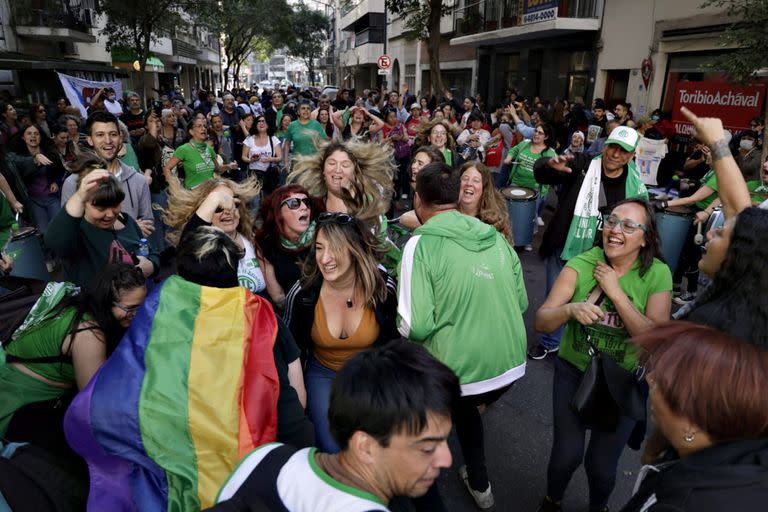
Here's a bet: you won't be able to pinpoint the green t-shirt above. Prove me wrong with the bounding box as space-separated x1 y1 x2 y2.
695 169 762 210
0 190 14 249
285 119 328 157
442 148 453 167
173 141 217 189
558 247 672 372
507 141 556 189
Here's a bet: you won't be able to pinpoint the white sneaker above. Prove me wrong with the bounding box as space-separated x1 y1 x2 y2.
459 465 494 509
536 216 545 226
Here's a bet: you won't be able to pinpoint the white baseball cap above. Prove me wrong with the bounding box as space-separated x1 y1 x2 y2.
605 126 639 152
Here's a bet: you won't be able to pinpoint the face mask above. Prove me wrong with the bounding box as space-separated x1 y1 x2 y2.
740 139 755 151
108 95 116 102
651 115 659 122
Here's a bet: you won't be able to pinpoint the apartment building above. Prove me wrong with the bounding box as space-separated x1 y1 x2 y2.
0 0 222 102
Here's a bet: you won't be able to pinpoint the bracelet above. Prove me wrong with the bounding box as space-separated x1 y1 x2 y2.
709 139 731 161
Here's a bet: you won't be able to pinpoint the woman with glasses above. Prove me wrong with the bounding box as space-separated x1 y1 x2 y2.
283 212 398 452
415 119 459 169
254 184 321 311
31 102 51 138
162 175 268 295
242 115 283 197
534 198 672 512
0 263 146 440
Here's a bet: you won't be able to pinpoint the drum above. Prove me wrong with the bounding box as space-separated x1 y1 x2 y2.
5 227 50 282
501 186 538 247
655 206 693 274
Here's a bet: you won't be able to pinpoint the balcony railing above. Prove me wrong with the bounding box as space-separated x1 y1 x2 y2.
453 0 599 37
172 38 201 60
11 0 97 32
354 27 385 47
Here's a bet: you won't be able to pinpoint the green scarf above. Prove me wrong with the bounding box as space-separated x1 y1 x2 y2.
561 156 648 261
275 106 284 133
11 281 79 342
280 220 316 250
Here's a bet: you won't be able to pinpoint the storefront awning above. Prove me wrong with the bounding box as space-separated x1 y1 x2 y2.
111 48 166 72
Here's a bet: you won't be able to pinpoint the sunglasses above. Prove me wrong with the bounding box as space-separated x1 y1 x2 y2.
113 302 141 317
603 214 647 234
318 212 354 224
281 197 312 210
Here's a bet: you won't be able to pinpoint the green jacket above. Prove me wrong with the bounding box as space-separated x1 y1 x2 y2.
397 211 528 395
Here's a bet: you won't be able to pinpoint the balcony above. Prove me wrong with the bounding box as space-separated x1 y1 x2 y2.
171 37 201 65
355 27 385 47
11 0 97 43
451 0 601 47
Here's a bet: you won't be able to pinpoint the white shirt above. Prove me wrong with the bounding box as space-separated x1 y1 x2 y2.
238 237 266 293
243 135 281 171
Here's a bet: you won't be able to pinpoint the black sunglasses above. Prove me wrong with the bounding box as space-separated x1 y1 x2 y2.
281 197 312 210
317 212 354 224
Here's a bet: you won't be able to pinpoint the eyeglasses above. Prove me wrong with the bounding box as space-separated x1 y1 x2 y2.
318 212 354 224
257 119 266 123
603 214 647 234
281 197 312 210
113 302 140 317
534 129 545 135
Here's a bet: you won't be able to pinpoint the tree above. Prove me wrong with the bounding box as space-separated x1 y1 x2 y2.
703 0 768 161
286 3 329 86
97 0 189 101
385 0 452 97
202 0 292 90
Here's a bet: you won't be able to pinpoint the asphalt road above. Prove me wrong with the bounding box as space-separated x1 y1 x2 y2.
424 213 643 512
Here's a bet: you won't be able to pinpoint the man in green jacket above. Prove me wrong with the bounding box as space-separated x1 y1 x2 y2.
397 162 528 510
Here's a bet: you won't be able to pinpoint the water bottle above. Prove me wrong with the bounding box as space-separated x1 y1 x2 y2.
137 238 150 257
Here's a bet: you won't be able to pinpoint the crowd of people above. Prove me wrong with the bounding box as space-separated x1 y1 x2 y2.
0 81 767 512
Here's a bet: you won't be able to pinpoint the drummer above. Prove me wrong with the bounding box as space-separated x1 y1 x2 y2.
528 126 648 360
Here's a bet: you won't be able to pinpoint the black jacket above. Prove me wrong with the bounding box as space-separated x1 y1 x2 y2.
283 269 400 357
620 439 768 512
533 154 631 260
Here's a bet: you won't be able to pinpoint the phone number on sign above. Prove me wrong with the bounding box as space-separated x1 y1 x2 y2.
523 7 557 24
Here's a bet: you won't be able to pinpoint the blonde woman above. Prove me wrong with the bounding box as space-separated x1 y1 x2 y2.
162 175 269 295
288 139 395 222
459 162 513 244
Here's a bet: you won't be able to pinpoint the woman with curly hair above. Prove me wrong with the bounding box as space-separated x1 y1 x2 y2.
415 119 459 169
459 162 513 244
287 139 394 222
161 175 269 295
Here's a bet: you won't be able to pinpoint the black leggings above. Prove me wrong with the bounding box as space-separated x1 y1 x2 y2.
546 358 635 508
454 384 513 492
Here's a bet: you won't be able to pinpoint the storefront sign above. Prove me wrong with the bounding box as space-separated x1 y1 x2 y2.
522 0 558 25
671 80 765 135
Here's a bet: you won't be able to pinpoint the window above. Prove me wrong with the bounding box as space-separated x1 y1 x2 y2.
405 64 416 92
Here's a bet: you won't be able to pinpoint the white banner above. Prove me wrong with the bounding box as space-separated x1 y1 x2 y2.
635 137 668 186
56 72 123 118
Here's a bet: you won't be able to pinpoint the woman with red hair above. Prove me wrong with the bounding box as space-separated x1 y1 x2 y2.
254 184 322 311
621 322 768 512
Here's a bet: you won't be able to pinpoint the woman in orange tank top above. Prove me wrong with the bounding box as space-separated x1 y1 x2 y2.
284 212 398 452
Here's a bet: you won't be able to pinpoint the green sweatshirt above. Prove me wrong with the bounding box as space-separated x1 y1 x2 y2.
397 211 528 395
44 209 159 287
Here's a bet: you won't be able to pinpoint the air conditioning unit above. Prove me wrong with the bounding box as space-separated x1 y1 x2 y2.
59 41 78 56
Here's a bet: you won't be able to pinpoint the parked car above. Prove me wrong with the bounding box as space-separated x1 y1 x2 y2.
321 85 339 101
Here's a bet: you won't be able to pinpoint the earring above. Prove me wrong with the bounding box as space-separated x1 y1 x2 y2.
683 431 695 443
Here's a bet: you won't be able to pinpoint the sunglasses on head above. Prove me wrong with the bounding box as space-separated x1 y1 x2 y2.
281 197 312 210
317 212 354 224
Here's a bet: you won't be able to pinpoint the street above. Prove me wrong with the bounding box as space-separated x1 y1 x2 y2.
429 216 642 512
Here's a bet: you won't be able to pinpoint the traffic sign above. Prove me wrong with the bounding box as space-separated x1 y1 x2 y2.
377 54 392 70
377 69 390 75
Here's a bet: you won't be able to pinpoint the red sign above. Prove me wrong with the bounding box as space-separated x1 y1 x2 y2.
671 80 765 135
641 58 653 88
377 54 392 70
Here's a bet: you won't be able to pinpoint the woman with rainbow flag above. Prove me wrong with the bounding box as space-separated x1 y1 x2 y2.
64 222 314 511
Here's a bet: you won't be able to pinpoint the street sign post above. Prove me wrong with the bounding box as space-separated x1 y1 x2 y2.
377 54 392 70
377 69 389 75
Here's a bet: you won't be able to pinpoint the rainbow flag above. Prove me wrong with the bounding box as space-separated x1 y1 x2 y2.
64 275 280 511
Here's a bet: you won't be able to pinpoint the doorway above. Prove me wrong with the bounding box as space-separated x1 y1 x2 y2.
604 69 629 106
